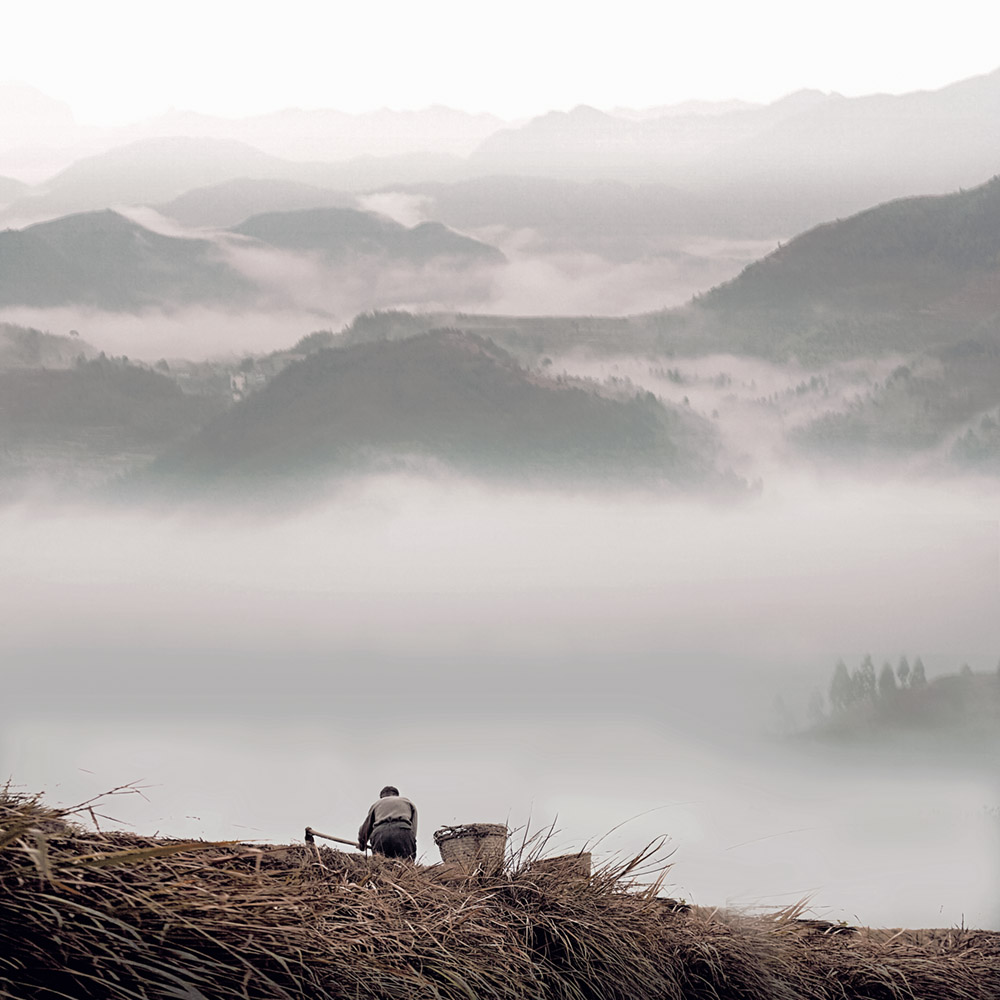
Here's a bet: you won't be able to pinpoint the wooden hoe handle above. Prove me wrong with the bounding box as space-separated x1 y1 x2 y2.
304 826 362 849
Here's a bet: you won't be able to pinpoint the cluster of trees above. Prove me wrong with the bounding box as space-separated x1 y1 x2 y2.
804 655 930 725
800 655 999 732
793 347 1000 464
829 654 928 712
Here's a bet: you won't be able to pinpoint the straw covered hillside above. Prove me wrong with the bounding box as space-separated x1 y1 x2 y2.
2 791 998 1000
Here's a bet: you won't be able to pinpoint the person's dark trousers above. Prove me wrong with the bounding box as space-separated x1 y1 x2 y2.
371 821 416 861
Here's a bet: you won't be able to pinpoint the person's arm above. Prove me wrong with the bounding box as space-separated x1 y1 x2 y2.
358 806 375 850
409 802 418 839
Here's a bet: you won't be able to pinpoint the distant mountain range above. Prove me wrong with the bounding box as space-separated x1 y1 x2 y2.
0 206 504 310
4 97 1000 487
0 83 506 182
2 137 311 224
7 147 1000 492
470 90 831 177
5 68 1000 242
148 330 713 490
0 138 471 226
471 69 1000 210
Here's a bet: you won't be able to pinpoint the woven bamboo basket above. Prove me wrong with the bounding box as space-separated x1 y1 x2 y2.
433 823 508 871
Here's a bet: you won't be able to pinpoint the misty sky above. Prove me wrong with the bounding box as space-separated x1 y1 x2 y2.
5 1 999 123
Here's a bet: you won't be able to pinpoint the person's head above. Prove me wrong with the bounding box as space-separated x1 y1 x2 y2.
380 785 399 798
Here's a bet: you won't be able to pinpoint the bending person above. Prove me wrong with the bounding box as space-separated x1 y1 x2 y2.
358 785 417 861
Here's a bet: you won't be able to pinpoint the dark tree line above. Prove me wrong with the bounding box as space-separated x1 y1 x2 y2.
795 655 1000 736
828 654 927 713
807 655 930 723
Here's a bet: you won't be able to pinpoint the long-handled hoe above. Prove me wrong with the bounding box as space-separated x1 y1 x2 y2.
304 826 365 852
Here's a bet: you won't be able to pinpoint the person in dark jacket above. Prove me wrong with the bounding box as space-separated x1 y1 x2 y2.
358 785 417 861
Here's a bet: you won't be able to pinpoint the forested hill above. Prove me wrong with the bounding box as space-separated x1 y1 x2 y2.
230 207 504 265
0 353 226 497
0 322 90 368
654 176 1000 362
0 209 253 309
148 329 715 490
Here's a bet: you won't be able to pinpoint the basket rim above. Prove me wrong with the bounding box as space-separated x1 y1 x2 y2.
432 823 509 845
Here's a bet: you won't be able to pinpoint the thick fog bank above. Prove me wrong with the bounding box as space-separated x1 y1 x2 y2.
555 353 914 478
2 473 998 928
2 472 996 660
0 305 331 361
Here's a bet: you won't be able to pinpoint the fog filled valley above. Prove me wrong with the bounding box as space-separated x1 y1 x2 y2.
2 65 1000 945
3 472 999 929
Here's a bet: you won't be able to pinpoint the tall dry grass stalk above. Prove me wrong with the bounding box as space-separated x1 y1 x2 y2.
2 788 997 1000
